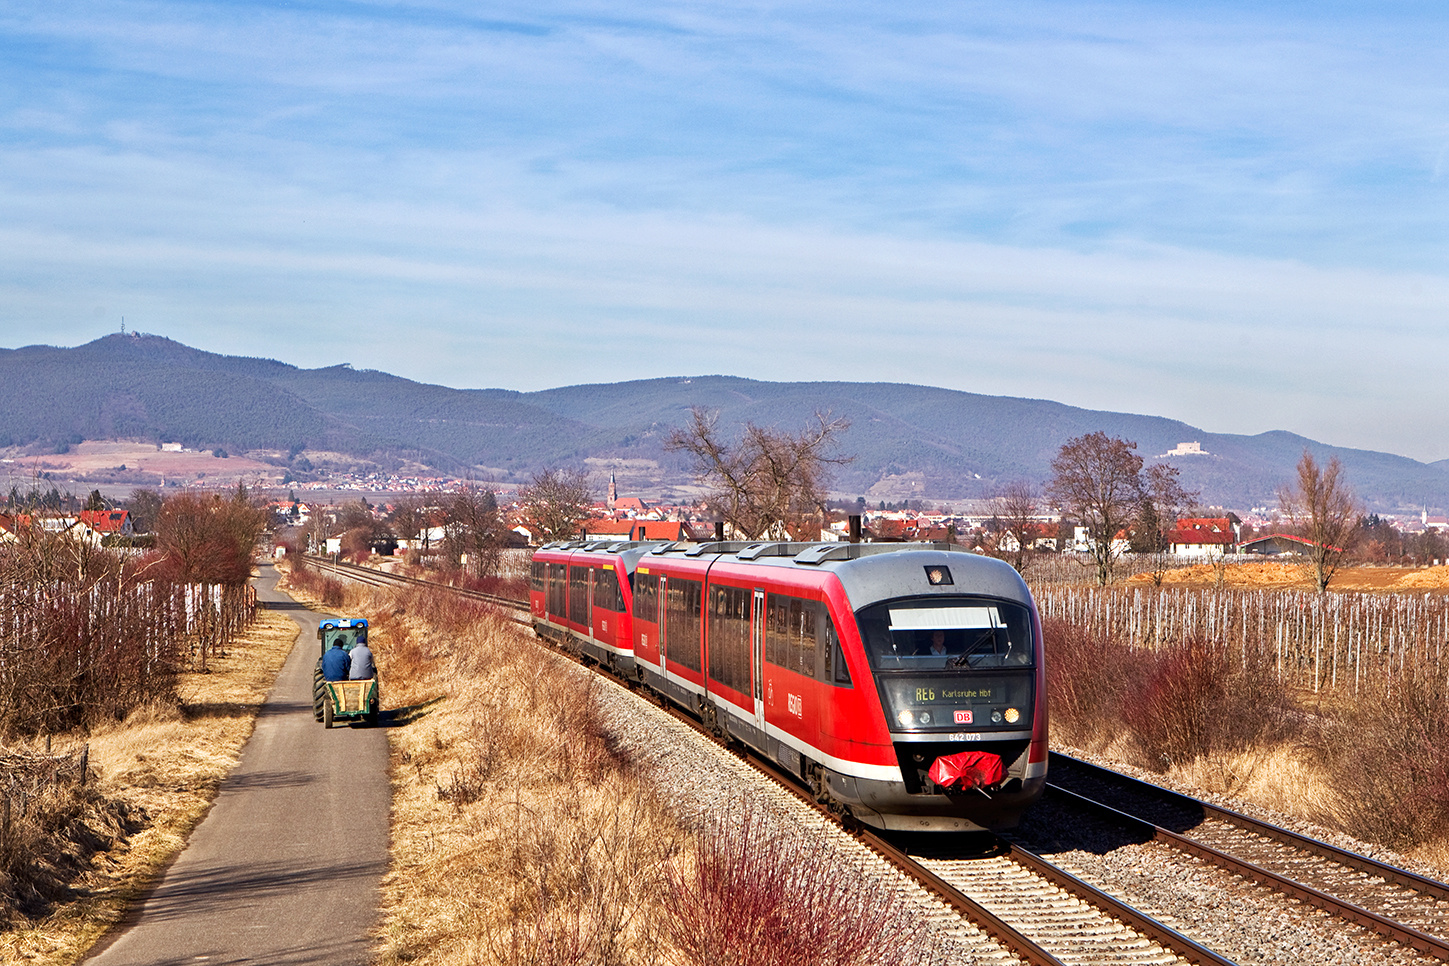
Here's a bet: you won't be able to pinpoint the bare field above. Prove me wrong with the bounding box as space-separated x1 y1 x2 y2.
1125 561 1449 592
1 440 279 484
0 608 300 965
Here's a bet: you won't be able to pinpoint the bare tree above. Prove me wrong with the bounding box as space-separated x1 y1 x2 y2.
388 495 426 545
517 467 593 544
126 488 163 533
445 483 504 577
1136 463 1197 587
1047 432 1144 586
993 480 1039 574
154 489 268 585
666 408 851 541
1278 450 1359 592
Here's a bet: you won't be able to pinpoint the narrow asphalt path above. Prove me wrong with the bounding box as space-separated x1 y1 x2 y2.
86 563 390 966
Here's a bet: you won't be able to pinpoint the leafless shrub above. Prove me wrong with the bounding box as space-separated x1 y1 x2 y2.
1042 616 1135 748
0 747 133 923
1328 672 1449 849
1121 636 1295 772
0 533 253 734
487 789 676 966
661 802 936 966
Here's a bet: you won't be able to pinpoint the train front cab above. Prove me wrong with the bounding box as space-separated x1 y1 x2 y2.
824 548 1048 832
634 542 1047 833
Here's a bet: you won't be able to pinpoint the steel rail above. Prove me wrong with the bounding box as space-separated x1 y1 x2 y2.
1047 782 1449 961
1052 752 1449 903
1002 840 1237 966
734 749 1070 966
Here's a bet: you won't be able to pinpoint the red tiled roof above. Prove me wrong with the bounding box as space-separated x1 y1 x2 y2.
78 510 131 533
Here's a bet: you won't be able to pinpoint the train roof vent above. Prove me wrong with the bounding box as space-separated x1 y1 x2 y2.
605 541 635 552
736 542 804 560
793 543 854 565
684 541 755 556
646 541 687 554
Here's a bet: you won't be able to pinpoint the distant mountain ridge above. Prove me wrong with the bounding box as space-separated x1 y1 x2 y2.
2 333 1446 513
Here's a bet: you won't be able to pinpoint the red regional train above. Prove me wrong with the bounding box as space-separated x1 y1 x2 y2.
530 538 1047 832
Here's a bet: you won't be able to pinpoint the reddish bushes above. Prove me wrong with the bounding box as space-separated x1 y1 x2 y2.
662 804 935 966
1044 616 1293 771
1042 616 1134 747
1330 675 1449 849
1121 638 1293 770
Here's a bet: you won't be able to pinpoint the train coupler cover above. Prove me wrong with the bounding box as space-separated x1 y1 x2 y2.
927 750 1005 793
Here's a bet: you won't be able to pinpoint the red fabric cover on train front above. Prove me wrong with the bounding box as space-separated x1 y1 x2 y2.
927 751 1005 791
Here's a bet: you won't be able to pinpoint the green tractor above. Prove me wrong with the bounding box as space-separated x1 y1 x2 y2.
313 618 380 728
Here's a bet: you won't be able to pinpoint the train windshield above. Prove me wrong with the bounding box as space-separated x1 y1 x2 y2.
856 596 1036 734
855 597 1034 671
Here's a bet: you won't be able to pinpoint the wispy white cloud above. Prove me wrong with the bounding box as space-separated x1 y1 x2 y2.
2 1 1449 462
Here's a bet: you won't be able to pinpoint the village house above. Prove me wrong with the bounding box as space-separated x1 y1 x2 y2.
1167 516 1239 557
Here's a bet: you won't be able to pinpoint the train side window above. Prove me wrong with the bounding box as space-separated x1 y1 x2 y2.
592 567 623 612
821 614 851 687
665 577 703 671
791 598 816 678
567 566 590 623
633 573 659 622
766 594 818 678
546 563 567 616
530 561 544 593
707 584 751 695
765 594 788 667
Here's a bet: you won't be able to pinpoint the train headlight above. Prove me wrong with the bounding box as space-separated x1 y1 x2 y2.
897 710 916 727
919 711 932 725
991 710 1002 724
1004 707 1021 724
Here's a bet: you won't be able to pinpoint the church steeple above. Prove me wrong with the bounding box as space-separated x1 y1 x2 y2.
607 472 617 511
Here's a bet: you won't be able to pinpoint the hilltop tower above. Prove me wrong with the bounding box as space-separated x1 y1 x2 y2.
607 472 617 512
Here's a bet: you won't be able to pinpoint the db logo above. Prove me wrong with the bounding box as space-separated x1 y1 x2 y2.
954 710 973 725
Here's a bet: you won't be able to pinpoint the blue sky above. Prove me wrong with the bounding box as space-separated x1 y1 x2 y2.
3 1 1449 460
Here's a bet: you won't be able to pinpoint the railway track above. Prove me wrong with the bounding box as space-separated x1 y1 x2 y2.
300 556 1449 964
304 556 530 617
1046 753 1449 961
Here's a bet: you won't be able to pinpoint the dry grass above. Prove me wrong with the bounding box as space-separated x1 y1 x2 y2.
373 604 684 966
1126 561 1306 588
0 607 299 964
1168 744 1341 824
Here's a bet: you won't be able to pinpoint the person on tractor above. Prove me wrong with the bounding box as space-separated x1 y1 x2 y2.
322 638 350 681
348 638 375 680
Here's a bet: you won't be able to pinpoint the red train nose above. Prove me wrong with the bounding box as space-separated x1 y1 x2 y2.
927 750 1005 792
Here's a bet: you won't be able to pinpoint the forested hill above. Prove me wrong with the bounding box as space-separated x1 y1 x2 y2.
2 333 1447 512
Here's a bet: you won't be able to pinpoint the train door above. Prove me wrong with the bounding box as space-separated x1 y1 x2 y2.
752 589 766 731
585 566 595 641
658 574 669 681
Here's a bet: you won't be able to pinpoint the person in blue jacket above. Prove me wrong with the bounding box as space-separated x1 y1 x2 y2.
322 638 350 681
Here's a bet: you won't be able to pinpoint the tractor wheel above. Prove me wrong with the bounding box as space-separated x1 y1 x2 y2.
323 698 334 729
312 667 326 721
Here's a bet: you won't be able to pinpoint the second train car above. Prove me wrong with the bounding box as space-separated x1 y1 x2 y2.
530 539 1047 832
